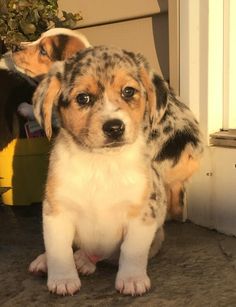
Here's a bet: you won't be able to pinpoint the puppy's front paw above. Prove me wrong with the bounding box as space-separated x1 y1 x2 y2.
29 253 47 275
48 276 81 296
115 272 151 296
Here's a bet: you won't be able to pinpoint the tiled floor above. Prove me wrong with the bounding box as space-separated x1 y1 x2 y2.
0 203 236 307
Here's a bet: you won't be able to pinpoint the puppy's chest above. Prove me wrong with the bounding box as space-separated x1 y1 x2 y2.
52 143 149 257
56 149 148 210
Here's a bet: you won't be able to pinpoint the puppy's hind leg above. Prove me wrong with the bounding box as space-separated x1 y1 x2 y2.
148 226 165 259
169 183 186 220
74 250 96 275
29 253 47 276
29 249 97 277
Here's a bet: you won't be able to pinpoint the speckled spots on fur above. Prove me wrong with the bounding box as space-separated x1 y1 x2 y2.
152 74 168 112
150 193 157 201
148 129 161 141
163 125 173 134
142 206 156 222
156 129 199 165
33 45 203 225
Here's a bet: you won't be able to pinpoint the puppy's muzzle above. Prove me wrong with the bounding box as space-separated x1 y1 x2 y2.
102 119 125 140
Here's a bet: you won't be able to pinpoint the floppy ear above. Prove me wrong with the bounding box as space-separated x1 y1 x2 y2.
151 73 169 122
33 62 63 139
136 55 168 124
62 35 91 59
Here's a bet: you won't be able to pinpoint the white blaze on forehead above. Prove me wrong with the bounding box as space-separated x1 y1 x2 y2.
102 93 130 125
103 93 119 114
20 28 91 48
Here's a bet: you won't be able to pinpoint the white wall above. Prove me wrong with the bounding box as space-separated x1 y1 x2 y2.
180 0 236 236
58 0 169 79
78 15 169 79
58 0 167 27
223 0 236 129
188 147 236 236
179 0 224 138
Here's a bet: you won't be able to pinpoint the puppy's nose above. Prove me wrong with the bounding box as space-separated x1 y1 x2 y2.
102 119 125 139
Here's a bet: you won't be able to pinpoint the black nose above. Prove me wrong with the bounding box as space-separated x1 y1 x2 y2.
102 119 125 139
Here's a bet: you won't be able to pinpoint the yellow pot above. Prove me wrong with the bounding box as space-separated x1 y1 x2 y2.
0 138 50 205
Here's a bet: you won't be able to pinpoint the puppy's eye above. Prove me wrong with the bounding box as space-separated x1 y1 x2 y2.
121 87 137 100
39 46 47 56
76 93 91 107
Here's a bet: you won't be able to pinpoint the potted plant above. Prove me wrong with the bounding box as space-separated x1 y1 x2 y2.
0 0 82 55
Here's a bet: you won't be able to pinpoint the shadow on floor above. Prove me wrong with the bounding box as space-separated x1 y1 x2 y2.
0 203 236 306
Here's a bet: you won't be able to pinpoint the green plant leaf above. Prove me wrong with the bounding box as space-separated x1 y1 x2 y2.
0 23 7 36
20 20 36 34
8 18 18 30
0 0 83 51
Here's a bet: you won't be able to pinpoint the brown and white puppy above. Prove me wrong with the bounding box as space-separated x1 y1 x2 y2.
29 46 203 296
0 28 91 149
30 46 168 296
13 27 91 121
12 27 91 78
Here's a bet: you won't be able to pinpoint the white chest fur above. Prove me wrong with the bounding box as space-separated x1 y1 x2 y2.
48 134 149 257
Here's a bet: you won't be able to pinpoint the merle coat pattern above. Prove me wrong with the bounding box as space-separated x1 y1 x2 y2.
29 46 203 296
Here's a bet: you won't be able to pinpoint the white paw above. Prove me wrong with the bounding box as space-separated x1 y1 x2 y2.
47 277 81 296
115 273 151 296
74 250 96 275
29 253 47 275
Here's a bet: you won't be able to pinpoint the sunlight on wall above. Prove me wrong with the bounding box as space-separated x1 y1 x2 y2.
180 0 236 136
223 0 236 129
207 0 224 134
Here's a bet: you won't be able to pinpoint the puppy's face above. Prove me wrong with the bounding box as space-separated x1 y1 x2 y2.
33 46 168 149
12 28 90 78
60 56 148 148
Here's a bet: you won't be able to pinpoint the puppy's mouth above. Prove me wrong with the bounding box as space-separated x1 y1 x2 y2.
74 136 128 151
66 128 130 151
15 65 35 77
11 55 34 76
103 139 127 148
12 59 31 74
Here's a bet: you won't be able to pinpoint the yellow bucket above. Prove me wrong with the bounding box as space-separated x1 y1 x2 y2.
0 138 50 205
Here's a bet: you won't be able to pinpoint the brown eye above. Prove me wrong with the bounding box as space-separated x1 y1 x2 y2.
76 93 92 107
39 45 47 56
121 87 137 100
